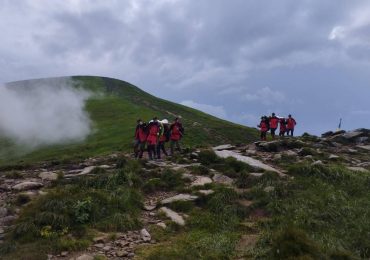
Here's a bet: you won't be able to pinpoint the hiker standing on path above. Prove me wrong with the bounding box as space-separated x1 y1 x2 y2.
170 117 184 155
147 117 161 160
134 119 147 159
279 118 287 137
269 113 279 139
286 114 297 136
258 116 269 141
157 119 170 159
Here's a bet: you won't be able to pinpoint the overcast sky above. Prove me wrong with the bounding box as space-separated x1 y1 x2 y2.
1 0 370 135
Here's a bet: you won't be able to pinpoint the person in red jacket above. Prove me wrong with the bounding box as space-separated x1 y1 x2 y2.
170 117 184 155
269 113 279 139
279 118 287 137
258 116 269 141
147 117 161 160
286 114 297 136
134 119 147 159
157 119 170 159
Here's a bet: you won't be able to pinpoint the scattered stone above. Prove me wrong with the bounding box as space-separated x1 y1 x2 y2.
263 186 275 193
214 150 285 176
305 155 313 160
159 207 185 226
0 215 17 225
357 145 370 151
0 227 4 234
116 250 129 257
102 245 111 251
38 171 58 181
311 160 324 166
76 254 94 260
143 205 157 211
237 200 253 207
61 251 69 257
212 144 235 151
80 166 97 175
198 189 214 195
347 167 369 173
329 154 340 160
348 149 357 153
190 176 213 187
161 194 198 205
248 172 264 178
140 228 151 242
12 181 43 191
273 154 282 160
0 208 8 218
156 222 167 229
94 243 104 249
128 253 135 257
93 234 109 243
212 173 234 185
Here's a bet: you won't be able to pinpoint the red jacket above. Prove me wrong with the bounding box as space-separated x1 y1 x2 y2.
287 118 296 130
279 119 286 132
259 120 269 132
170 123 183 141
159 125 170 142
135 124 147 142
270 117 279 129
147 122 160 145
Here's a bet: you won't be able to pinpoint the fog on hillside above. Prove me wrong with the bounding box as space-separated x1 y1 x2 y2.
0 78 92 148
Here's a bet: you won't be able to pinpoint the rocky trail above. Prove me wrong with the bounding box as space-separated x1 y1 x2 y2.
0 129 369 259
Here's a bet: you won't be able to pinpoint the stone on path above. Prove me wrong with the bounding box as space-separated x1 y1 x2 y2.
197 190 214 196
140 228 151 242
190 176 213 187
160 194 198 205
212 144 235 151
76 254 94 260
347 167 369 173
38 171 58 181
159 207 185 226
156 222 167 229
212 174 233 186
357 145 370 151
12 181 43 191
214 150 285 177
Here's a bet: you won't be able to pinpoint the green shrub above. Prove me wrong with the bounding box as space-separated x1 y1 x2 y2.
271 227 324 259
198 150 219 166
15 193 31 205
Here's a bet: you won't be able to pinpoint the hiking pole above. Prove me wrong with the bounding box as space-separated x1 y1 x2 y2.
337 118 342 131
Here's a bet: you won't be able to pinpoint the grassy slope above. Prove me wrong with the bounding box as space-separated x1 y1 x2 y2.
0 76 258 167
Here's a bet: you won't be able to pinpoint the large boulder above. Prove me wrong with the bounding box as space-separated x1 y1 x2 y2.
160 194 198 205
12 181 43 191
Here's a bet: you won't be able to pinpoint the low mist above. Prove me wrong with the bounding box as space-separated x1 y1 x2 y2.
0 78 92 148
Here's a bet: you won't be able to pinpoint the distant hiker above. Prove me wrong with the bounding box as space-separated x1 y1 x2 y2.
170 117 184 155
258 116 269 141
134 119 147 159
279 118 287 137
147 117 161 160
286 114 297 136
269 113 279 139
157 119 170 159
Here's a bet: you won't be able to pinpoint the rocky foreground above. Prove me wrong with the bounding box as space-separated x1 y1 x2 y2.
0 129 369 259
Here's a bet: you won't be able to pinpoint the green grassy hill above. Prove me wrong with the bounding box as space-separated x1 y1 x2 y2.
0 76 258 167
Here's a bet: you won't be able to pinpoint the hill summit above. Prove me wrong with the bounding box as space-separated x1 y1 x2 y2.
0 76 257 167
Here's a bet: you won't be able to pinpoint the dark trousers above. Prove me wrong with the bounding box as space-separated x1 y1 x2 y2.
157 141 168 159
279 130 285 137
134 140 146 158
287 129 294 136
270 128 277 139
260 131 267 141
170 140 181 155
147 144 157 160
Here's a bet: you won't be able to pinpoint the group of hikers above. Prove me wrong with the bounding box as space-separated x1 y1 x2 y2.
258 113 297 141
134 117 184 160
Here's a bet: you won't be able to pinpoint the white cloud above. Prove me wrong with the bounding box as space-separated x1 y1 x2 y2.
0 78 92 148
180 100 227 119
241 87 285 105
